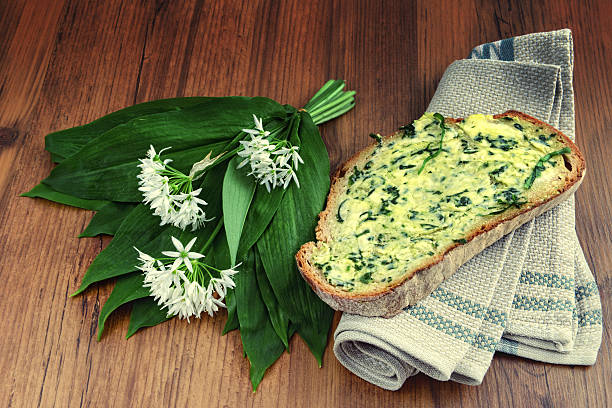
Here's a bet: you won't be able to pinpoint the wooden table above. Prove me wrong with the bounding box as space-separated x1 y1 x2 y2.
1 1 610 406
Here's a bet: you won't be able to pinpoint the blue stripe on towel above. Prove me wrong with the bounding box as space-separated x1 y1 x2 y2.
429 288 506 326
407 305 499 352
512 295 574 312
519 270 575 290
468 37 515 61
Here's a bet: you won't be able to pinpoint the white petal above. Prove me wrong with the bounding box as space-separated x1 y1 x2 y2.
176 269 189 283
161 251 180 258
184 258 193 273
171 236 184 252
147 145 157 158
187 252 205 259
236 158 250 169
158 146 172 156
170 257 183 271
191 196 208 206
134 247 154 262
253 114 263 131
184 236 197 252
212 296 226 308
292 171 300 188
272 147 290 155
212 279 225 297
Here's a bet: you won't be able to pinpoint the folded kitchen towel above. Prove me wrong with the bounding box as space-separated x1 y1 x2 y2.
432 29 602 365
497 234 603 365
333 29 602 391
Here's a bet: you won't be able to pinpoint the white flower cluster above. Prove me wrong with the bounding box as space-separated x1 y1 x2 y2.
237 115 304 192
136 236 239 321
137 146 213 231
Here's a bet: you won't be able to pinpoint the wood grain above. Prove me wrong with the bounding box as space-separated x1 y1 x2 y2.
0 0 610 406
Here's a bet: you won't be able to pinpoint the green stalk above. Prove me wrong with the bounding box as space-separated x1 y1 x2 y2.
303 80 356 125
199 215 224 254
308 92 355 116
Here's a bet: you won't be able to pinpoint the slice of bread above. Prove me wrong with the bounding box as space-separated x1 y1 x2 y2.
296 111 585 317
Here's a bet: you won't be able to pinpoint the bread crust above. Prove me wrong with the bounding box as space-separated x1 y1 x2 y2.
295 111 585 317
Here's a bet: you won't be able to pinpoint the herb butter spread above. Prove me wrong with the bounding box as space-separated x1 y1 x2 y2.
311 113 570 293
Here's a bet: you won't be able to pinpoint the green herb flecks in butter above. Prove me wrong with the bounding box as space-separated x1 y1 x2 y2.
311 113 572 293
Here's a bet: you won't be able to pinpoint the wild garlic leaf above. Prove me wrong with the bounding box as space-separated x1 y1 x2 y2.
222 288 239 335
97 272 150 340
79 202 138 237
21 182 109 210
46 97 211 162
234 248 286 391
256 112 334 365
233 115 298 262
254 246 290 349
235 185 286 263
126 297 170 339
205 220 240 336
223 156 256 266
417 113 447 174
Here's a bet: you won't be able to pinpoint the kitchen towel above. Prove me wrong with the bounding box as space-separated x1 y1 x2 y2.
333 29 602 391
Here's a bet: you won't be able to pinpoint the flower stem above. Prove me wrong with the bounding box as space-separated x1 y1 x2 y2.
303 80 356 126
199 215 224 254
202 147 240 173
202 122 286 174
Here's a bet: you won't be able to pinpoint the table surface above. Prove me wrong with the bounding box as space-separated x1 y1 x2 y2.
1 0 610 407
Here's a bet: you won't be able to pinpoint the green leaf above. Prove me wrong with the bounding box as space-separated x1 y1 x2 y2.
43 97 287 202
46 97 211 161
21 183 109 210
79 202 138 237
97 272 150 340
235 249 286 391
256 112 334 365
222 157 256 265
126 297 171 339
233 114 302 261
72 163 227 295
206 226 240 335
254 246 290 349
222 288 239 335
51 152 66 163
236 186 285 260
71 204 185 295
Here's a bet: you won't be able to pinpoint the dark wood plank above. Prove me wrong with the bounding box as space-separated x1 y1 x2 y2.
0 0 609 406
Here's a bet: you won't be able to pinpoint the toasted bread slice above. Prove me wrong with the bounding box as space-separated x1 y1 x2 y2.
296 111 585 317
